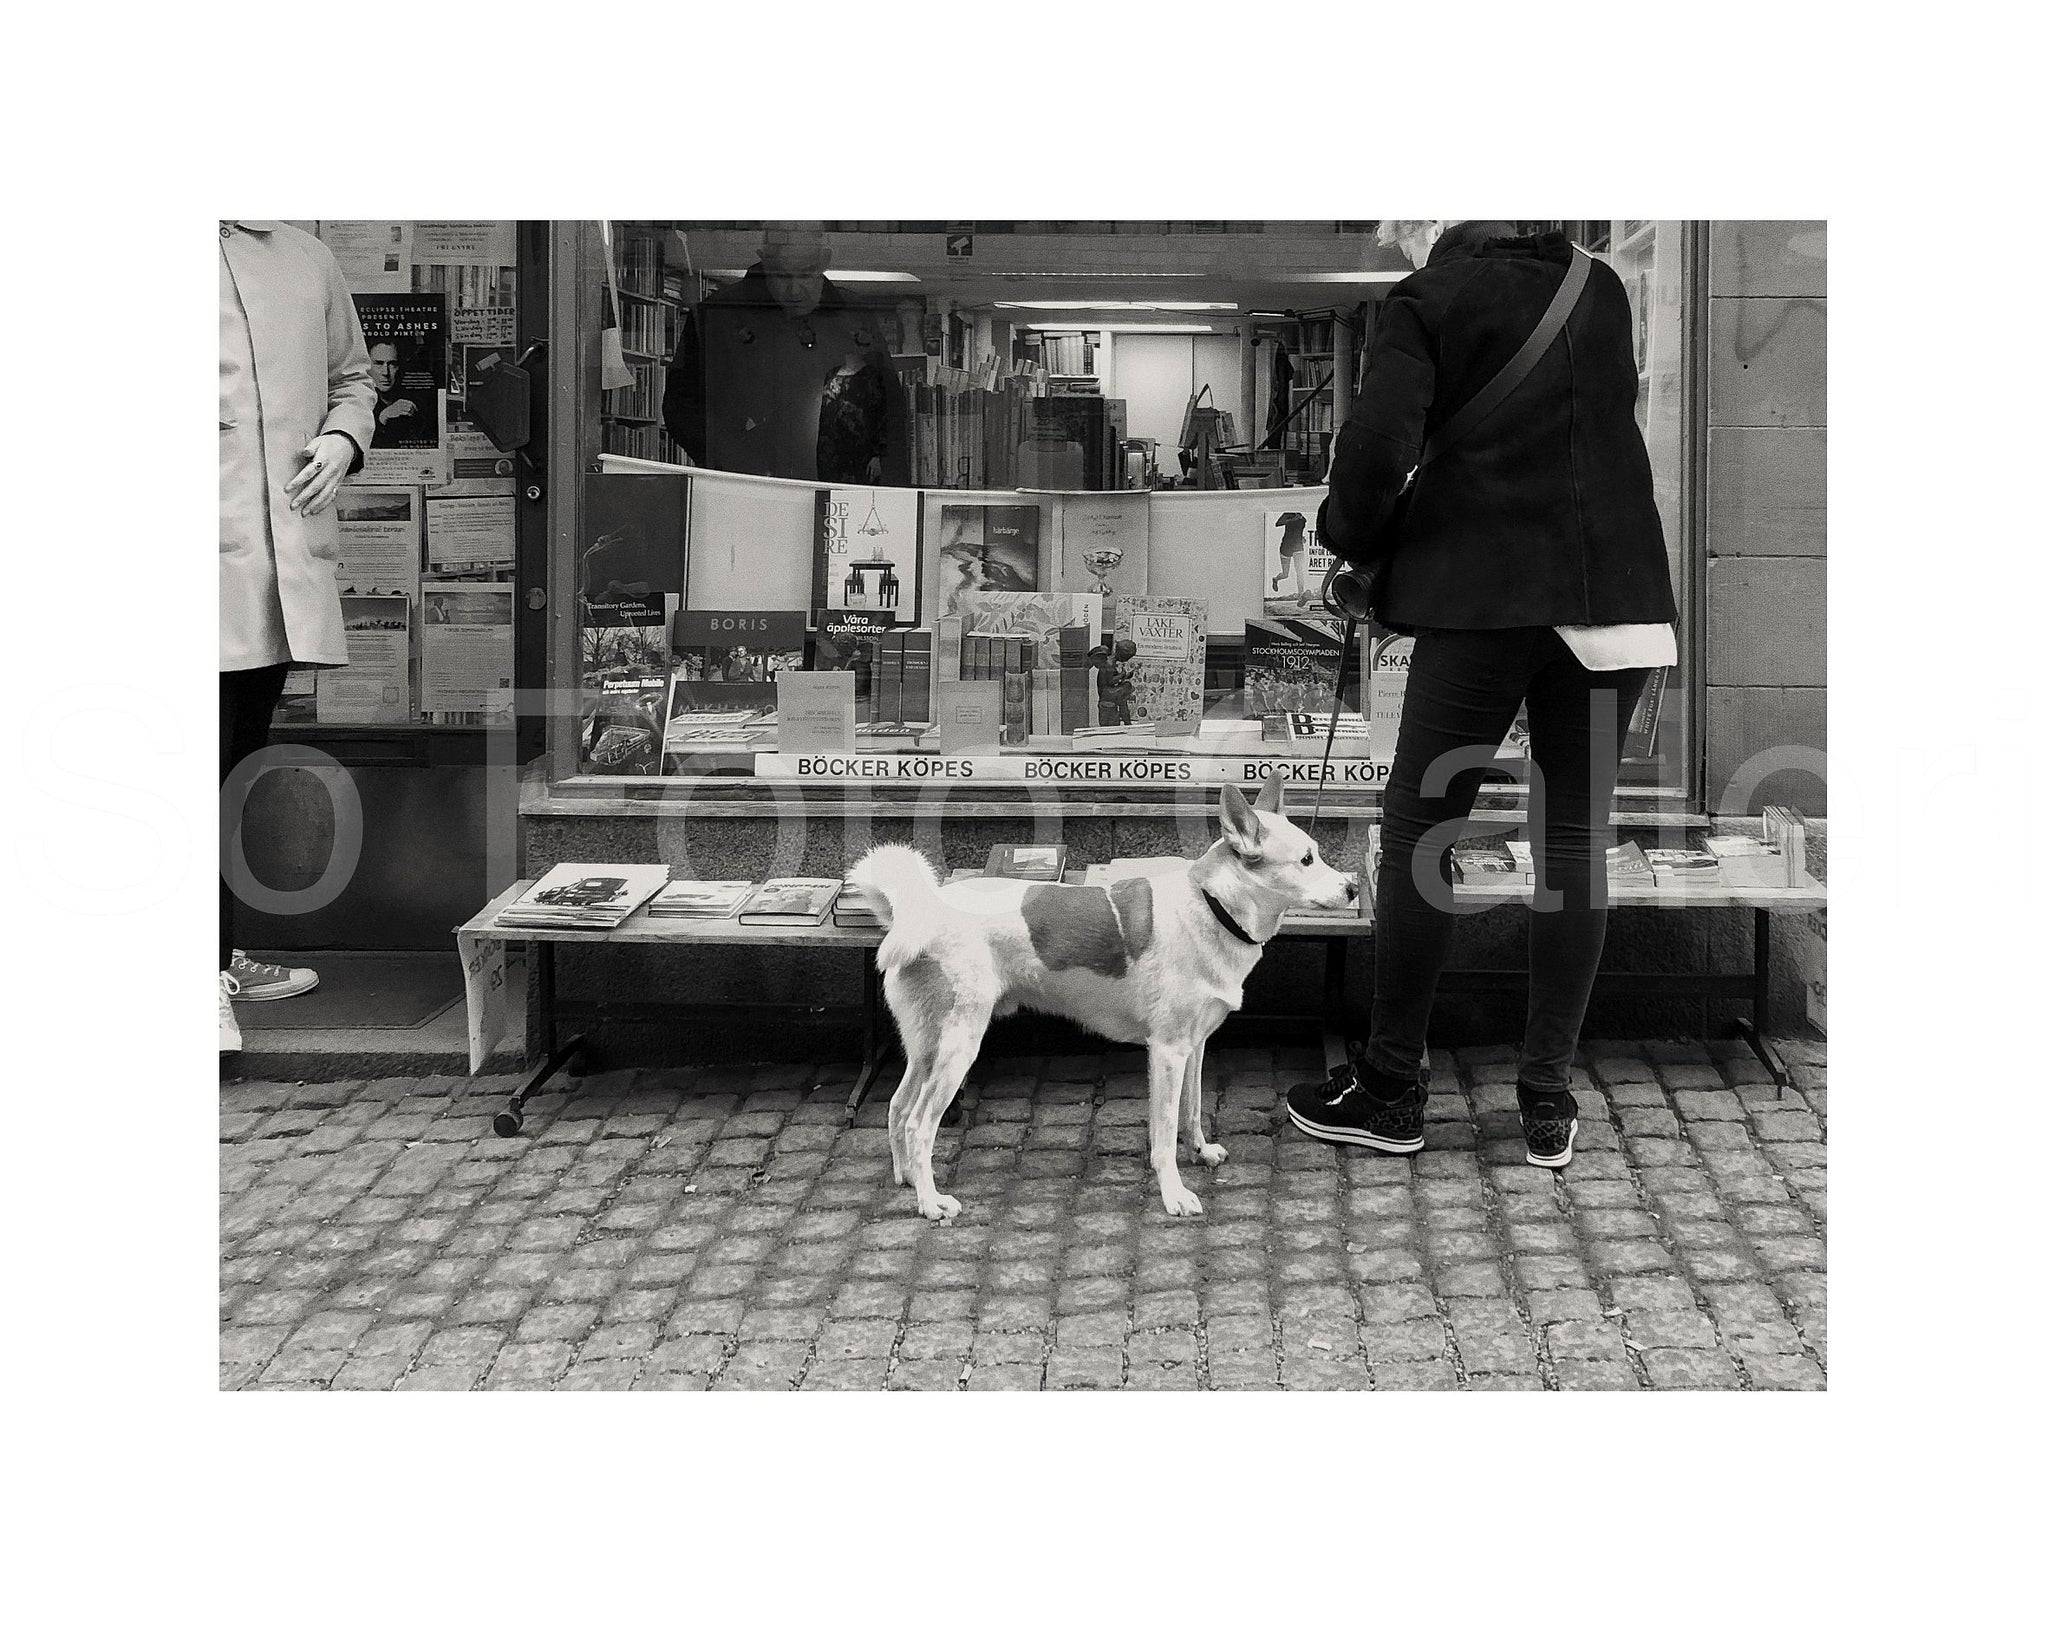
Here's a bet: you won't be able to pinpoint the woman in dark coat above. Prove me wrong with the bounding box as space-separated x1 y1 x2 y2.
1286 221 1678 1169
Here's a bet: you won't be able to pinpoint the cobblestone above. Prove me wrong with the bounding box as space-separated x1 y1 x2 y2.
220 1040 1823 1391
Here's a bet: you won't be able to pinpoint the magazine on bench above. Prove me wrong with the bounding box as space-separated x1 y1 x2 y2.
737 878 843 926
498 864 671 930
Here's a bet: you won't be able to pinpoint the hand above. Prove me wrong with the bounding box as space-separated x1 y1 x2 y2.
378 398 418 424
285 433 355 516
864 455 883 483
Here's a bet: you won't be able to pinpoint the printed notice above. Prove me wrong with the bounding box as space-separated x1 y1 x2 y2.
319 220 411 292
426 494 516 571
334 487 423 600
420 585 514 716
412 221 517 266
774 670 857 754
316 595 411 723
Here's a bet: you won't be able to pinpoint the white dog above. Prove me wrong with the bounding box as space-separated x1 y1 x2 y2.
849 775 1360 1220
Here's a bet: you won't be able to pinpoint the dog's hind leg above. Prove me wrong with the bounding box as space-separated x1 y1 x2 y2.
1179 1036 1228 1168
904 1009 989 1222
1147 1042 1203 1217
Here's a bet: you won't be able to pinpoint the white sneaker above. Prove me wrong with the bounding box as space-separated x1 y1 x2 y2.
229 949 319 1001
220 972 243 1053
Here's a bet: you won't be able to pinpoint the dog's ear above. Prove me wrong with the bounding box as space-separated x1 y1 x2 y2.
1219 783 1264 858
1253 771 1286 815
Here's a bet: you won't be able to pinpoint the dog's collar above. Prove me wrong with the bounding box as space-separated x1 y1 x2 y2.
1201 888 1264 947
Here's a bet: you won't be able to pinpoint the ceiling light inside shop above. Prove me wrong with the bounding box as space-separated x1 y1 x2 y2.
994 300 1238 311
1297 271 1409 283
1024 323 1217 334
702 269 920 282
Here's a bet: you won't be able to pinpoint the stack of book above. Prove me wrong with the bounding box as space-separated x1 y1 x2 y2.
646 880 753 919
736 878 842 926
833 883 885 929
498 863 670 930
1705 806 1810 888
1764 804 1808 884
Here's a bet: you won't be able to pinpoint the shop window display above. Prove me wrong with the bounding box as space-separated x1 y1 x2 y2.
567 220 1699 806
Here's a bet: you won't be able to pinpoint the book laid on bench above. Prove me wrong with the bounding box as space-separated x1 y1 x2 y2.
498 863 671 930
832 883 885 929
736 878 842 926
985 843 1069 882
646 880 753 919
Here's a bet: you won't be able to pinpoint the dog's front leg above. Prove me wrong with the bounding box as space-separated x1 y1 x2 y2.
1179 1036 1228 1168
1148 1042 1203 1217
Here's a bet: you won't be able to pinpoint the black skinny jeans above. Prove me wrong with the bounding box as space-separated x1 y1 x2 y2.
1366 627 1649 1097
221 664 290 973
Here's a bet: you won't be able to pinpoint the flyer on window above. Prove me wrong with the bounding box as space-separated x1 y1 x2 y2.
411 221 516 267
334 487 423 600
318 220 411 292
426 494 516 573
420 585 514 717
315 595 412 723
352 293 449 486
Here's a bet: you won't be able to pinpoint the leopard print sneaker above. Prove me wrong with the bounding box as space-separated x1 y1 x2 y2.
1519 1086 1579 1168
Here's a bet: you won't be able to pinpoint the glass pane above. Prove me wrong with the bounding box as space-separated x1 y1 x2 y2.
1602 219 1692 796
568 221 1700 807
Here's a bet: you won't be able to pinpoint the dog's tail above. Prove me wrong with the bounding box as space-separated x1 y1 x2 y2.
849 844 949 973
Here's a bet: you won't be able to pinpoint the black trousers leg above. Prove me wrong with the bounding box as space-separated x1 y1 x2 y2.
1518 643 1649 1094
1365 628 1543 1082
221 664 291 972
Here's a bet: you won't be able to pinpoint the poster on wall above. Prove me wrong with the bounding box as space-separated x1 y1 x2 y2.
420 584 514 717
935 503 1043 622
334 487 422 602
813 487 922 626
316 595 411 723
1263 507 1331 616
352 293 449 485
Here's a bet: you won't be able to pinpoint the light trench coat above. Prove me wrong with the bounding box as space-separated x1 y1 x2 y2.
219 221 377 670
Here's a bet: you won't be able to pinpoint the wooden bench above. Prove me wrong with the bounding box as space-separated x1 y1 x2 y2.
455 881 1377 1136
1434 856 1825 1091
456 858 1822 1135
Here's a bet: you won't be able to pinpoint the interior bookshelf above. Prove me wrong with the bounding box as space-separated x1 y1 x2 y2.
602 223 686 465
1254 308 1371 477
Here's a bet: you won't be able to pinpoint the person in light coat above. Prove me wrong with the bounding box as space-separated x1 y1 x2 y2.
219 220 377 1049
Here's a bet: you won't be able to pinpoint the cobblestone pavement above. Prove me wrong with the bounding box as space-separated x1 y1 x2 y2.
219 1038 1826 1391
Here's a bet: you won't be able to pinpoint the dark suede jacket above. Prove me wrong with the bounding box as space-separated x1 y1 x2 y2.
1318 224 1677 629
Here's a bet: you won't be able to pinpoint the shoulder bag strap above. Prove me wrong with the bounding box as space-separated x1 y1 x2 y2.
1415 244 1594 472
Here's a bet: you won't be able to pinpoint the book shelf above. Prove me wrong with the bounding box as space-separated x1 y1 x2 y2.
603 223 686 465
1255 310 1370 478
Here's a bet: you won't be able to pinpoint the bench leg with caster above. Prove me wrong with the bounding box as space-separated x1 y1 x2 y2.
494 1034 588 1137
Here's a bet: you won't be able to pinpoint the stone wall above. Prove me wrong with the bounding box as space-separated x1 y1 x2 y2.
1704 222 1827 817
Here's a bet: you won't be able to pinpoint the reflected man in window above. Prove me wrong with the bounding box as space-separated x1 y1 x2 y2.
662 222 903 485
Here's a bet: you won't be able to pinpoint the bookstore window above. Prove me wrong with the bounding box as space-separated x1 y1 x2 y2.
261 222 526 738
571 221 1699 805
